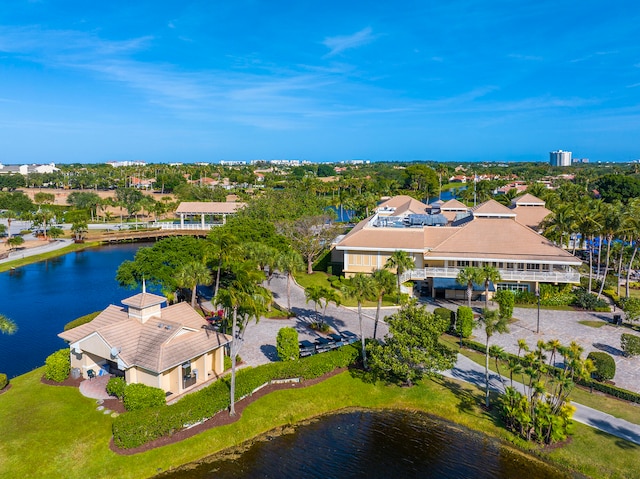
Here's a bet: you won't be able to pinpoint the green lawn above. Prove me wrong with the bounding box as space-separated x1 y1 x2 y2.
294 272 397 308
578 320 608 328
0 241 102 273
440 334 640 425
1 366 638 478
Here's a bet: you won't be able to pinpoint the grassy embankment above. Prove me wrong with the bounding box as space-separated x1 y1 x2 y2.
1 365 638 479
0 241 102 274
439 334 640 425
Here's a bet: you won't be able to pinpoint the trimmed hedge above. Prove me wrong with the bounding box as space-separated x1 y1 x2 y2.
456 306 474 338
276 327 299 361
434 307 454 331
44 349 71 382
621 334 640 357
0 373 7 390
112 344 359 449
123 383 167 411
587 352 616 381
63 311 100 331
106 377 126 399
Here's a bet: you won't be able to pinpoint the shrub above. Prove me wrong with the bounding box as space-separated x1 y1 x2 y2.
572 288 610 311
456 306 474 338
621 334 640 357
112 344 360 449
310 321 330 333
44 349 70 382
433 307 454 328
63 311 100 331
106 377 126 399
587 352 616 381
494 290 514 319
0 373 7 390
276 327 299 361
123 383 166 411
223 355 242 371
621 297 640 323
514 290 537 305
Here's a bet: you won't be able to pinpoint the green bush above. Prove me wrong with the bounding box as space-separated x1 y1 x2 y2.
310 321 330 333
456 306 474 338
587 352 616 381
514 290 537 305
276 327 299 361
223 355 231 371
106 377 126 399
63 311 100 331
0 373 7 390
112 344 359 449
621 334 640 357
494 290 515 319
123 383 166 411
44 349 71 382
572 288 610 311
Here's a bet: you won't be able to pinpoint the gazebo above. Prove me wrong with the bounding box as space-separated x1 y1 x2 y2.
174 201 246 228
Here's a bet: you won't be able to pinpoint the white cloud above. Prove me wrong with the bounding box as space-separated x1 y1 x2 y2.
322 27 376 57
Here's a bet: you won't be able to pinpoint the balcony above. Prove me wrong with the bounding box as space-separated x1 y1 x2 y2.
400 267 580 284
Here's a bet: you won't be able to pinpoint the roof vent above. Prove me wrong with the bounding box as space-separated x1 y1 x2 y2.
165 325 172 330
157 323 164 328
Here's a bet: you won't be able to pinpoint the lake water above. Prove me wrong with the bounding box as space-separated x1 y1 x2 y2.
0 243 142 378
156 410 569 479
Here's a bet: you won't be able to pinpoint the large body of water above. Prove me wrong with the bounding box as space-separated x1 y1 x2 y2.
0 243 141 378
157 410 569 479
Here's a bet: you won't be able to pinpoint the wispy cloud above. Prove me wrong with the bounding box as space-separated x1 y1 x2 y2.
322 27 376 57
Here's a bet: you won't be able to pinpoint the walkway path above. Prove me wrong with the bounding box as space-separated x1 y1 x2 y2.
240 277 640 446
443 353 640 445
0 238 73 264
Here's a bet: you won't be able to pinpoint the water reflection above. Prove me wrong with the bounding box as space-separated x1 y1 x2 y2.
157 410 570 479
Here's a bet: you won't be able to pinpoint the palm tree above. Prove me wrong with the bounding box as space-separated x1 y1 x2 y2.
217 260 271 416
207 230 239 300
597 201 623 298
370 269 396 339
623 199 640 298
456 266 480 308
385 250 414 303
0 314 17 335
304 285 325 324
479 265 501 310
341 273 374 368
478 308 509 409
245 242 279 283
176 262 213 308
276 250 304 312
321 287 341 319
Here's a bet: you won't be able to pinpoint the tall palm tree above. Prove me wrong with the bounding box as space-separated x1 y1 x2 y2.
597 201 623 298
342 273 374 369
218 260 271 416
207 230 239 300
176 262 213 308
276 250 304 312
479 265 501 310
574 200 603 293
478 308 509 408
370 268 396 339
305 285 325 324
456 266 481 308
623 199 640 298
0 314 17 335
385 250 415 303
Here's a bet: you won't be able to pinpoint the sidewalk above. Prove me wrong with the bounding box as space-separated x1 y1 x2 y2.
443 353 640 445
256 275 640 447
0 238 73 264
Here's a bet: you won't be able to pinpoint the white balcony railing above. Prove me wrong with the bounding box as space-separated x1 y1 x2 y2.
150 222 222 230
400 267 580 284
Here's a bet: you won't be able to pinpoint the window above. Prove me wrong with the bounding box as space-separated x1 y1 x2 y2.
457 260 470 267
527 263 540 270
496 283 530 292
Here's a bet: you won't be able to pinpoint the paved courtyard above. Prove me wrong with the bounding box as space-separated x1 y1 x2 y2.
241 276 640 396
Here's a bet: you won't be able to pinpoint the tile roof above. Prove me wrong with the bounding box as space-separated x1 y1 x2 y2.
122 292 167 309
376 195 427 216
512 205 552 230
439 199 468 210
175 201 246 215
59 301 232 373
512 193 546 206
471 199 516 217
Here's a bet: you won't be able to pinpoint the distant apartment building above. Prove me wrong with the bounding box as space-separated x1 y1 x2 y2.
107 160 146 168
549 150 572 167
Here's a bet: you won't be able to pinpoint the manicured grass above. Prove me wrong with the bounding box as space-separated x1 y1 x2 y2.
440 334 640 425
0 366 637 478
578 320 608 328
516 303 576 311
294 272 397 307
0 241 102 273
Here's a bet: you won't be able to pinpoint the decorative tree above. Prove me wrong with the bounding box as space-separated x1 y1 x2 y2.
341 273 374 368
385 250 415 303
478 308 509 408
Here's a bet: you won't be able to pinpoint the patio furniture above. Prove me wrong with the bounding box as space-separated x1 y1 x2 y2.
87 369 96 380
340 330 359 344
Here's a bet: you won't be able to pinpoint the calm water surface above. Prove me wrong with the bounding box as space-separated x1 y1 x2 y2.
0 243 142 378
157 410 571 479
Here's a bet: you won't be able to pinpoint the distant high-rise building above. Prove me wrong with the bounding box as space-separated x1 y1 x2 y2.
550 150 572 167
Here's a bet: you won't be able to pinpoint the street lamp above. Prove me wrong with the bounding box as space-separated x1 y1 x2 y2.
535 288 541 334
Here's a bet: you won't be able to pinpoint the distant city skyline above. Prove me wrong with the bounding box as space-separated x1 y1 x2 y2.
1 1 639 164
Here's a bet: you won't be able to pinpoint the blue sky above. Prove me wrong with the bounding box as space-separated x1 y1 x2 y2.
1 1 639 164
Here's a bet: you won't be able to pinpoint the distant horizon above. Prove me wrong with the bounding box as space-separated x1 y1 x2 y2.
1 2 639 163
